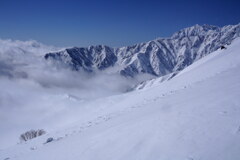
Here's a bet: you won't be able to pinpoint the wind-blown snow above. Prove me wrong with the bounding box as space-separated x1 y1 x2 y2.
1 38 240 160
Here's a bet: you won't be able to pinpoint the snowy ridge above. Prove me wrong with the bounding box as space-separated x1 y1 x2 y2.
1 37 240 160
45 23 240 77
135 37 240 90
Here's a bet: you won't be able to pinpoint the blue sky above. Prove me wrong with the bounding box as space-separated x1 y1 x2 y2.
0 0 239 47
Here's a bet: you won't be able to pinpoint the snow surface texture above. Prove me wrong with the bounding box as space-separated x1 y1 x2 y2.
1 37 240 159
45 24 240 77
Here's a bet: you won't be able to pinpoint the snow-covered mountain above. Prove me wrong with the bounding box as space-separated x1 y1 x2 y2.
1 36 240 160
45 23 240 77
1 24 240 160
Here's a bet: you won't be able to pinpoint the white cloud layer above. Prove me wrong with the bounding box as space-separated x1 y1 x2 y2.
0 38 148 149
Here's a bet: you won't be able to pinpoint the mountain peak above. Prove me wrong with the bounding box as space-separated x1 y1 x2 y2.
45 23 240 77
172 24 220 39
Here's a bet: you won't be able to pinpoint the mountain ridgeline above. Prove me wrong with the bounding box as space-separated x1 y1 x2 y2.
44 24 240 77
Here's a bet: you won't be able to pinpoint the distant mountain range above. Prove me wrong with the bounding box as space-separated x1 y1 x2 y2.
45 23 240 77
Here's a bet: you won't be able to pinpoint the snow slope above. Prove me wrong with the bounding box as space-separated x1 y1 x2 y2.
1 37 240 160
0 38 136 150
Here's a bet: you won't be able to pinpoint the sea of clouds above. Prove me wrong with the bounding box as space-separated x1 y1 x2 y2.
0 38 150 149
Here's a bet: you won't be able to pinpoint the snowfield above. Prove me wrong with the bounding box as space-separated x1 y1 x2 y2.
1 38 240 160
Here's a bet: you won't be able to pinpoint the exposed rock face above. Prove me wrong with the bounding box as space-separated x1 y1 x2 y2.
45 24 240 77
